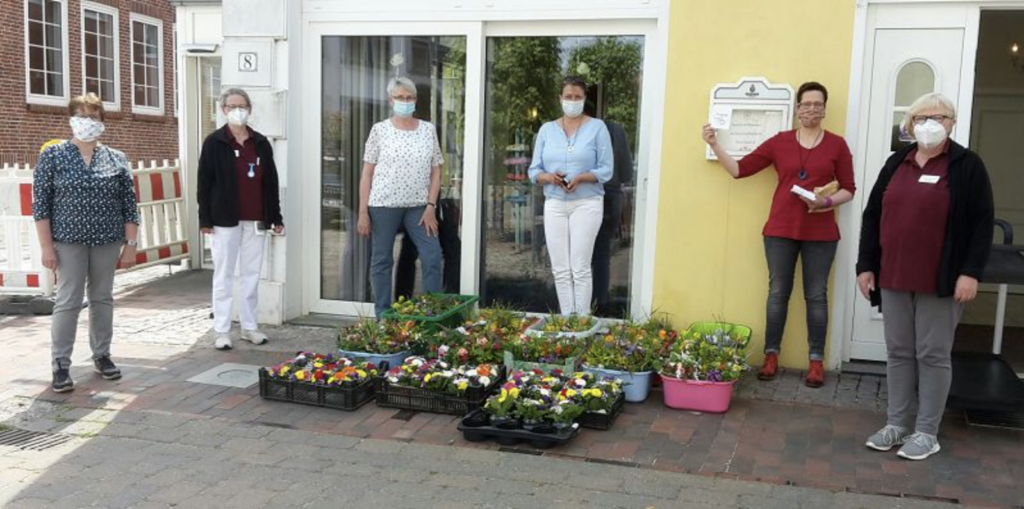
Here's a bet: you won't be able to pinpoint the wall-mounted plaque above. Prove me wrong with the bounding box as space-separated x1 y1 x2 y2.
706 77 794 160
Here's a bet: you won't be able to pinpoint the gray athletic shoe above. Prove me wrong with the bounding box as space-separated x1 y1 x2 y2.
897 432 941 460
865 425 910 451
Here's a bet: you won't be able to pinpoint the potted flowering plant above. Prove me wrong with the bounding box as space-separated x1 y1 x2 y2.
583 319 679 403
515 398 553 433
424 327 507 366
337 318 420 367
659 322 751 413
460 306 543 336
483 381 521 428
527 313 603 339
259 352 382 411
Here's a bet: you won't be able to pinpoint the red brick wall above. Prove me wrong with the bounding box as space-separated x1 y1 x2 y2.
0 0 178 166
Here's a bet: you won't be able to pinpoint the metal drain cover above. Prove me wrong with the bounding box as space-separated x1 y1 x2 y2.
0 429 74 451
187 363 260 388
965 409 1024 430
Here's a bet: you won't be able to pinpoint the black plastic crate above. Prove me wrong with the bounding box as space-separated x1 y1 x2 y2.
578 392 626 430
375 366 506 416
258 364 386 411
457 409 578 449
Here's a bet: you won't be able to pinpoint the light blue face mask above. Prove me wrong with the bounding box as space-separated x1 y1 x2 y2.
393 100 416 118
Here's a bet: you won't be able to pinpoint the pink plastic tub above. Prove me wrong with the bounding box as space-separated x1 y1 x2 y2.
660 375 736 413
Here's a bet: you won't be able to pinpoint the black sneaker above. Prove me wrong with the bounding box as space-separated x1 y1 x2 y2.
52 368 74 393
93 356 122 380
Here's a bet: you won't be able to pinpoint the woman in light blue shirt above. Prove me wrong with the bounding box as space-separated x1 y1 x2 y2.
528 76 613 315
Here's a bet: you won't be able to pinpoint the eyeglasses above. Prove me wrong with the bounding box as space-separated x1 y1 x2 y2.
224 104 249 111
912 114 952 125
798 101 826 110
391 95 416 102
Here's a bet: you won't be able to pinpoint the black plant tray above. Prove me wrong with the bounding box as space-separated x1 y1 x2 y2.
258 363 387 411
578 392 626 430
456 409 579 449
375 366 507 416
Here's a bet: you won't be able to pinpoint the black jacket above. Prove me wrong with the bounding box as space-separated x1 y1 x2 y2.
604 121 634 194
197 125 283 228
856 140 994 304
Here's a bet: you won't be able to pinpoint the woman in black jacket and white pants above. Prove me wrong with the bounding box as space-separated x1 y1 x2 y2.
198 88 284 350
857 93 993 460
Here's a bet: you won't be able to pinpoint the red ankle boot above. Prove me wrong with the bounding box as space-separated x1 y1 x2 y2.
805 360 825 388
757 352 779 381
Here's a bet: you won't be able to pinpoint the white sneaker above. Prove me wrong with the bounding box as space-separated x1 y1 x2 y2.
241 329 268 345
897 432 941 461
214 333 233 350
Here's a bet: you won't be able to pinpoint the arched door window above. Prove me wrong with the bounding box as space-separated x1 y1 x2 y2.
891 61 935 151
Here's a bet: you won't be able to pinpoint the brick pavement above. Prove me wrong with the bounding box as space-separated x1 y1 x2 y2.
0 268 1021 508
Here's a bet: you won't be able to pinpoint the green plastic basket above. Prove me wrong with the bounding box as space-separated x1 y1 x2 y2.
503 350 578 375
382 294 479 329
684 322 752 343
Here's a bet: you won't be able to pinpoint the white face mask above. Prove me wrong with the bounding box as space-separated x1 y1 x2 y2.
227 108 250 127
69 116 105 142
914 119 949 149
561 100 585 118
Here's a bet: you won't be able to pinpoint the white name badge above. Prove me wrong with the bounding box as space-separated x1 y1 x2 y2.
919 175 941 184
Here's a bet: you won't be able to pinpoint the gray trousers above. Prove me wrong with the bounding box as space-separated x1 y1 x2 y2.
881 289 963 436
51 242 122 369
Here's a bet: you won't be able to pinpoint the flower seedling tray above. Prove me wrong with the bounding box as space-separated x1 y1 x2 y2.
375 366 507 416
525 317 604 340
457 410 579 449
503 351 578 376
258 364 385 411
578 392 625 431
336 349 410 369
382 294 479 329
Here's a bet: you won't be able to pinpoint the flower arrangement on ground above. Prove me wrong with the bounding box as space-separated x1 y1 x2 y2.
584 318 679 374
266 352 379 386
480 370 622 430
337 318 420 354
504 333 587 366
385 356 497 395
459 307 540 336
538 313 597 335
660 325 750 382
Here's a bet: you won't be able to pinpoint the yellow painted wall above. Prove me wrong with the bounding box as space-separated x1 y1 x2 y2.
654 0 858 368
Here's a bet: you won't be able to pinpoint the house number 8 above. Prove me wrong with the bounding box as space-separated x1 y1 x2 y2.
238 52 258 72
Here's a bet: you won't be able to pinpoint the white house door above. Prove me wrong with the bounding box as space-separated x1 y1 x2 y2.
849 27 966 360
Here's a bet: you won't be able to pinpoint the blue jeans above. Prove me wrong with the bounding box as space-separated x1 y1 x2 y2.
369 206 442 317
763 236 838 360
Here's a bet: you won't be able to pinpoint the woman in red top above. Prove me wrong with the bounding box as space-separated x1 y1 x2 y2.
702 82 856 387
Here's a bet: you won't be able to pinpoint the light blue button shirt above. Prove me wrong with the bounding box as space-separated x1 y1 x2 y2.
527 119 613 200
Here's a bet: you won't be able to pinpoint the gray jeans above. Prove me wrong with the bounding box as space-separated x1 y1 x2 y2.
51 242 122 370
881 289 963 436
763 236 838 360
369 206 442 317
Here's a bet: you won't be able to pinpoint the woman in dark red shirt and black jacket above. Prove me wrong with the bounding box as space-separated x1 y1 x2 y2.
703 82 856 388
198 88 284 351
857 93 993 461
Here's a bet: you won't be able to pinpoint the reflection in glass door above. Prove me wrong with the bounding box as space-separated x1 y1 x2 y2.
481 36 644 318
320 36 466 303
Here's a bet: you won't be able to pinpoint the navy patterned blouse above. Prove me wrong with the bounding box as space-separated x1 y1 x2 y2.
32 141 140 246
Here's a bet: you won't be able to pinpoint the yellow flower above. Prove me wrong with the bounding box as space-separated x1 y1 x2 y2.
295 371 306 381
458 381 468 391
509 388 520 399
565 389 576 397
356 369 366 378
424 373 433 383
280 366 291 375
314 361 324 369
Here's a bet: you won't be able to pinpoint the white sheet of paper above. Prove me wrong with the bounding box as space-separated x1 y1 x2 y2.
918 175 941 184
710 105 733 130
790 184 818 201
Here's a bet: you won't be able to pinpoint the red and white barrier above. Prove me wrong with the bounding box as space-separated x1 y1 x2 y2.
0 159 188 296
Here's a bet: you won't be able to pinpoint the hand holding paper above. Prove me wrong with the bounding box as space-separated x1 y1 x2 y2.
710 105 733 130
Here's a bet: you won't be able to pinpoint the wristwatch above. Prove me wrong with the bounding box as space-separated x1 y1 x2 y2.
126 240 139 247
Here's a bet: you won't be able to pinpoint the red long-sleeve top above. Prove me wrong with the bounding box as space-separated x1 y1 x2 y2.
737 130 856 241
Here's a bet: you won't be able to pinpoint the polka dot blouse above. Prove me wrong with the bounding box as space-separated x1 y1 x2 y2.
32 141 141 246
363 119 444 208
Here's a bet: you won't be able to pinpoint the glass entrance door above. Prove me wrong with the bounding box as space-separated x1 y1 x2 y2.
479 35 644 318
318 35 467 311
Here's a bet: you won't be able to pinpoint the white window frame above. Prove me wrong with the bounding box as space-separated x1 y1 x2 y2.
129 13 164 115
24 0 70 106
80 1 120 110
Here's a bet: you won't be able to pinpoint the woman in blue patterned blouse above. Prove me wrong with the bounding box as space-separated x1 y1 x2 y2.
33 93 141 393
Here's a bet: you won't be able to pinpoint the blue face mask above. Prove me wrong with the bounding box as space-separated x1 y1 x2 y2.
393 100 416 118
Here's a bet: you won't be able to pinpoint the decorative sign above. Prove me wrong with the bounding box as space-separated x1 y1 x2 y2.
238 52 258 72
706 77 794 160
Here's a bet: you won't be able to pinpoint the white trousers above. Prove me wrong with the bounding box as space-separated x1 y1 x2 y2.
544 196 604 315
212 222 265 333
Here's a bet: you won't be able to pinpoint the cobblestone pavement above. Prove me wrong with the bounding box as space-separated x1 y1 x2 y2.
0 268 1021 508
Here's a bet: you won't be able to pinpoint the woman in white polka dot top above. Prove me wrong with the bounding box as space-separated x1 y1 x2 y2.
358 77 445 317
